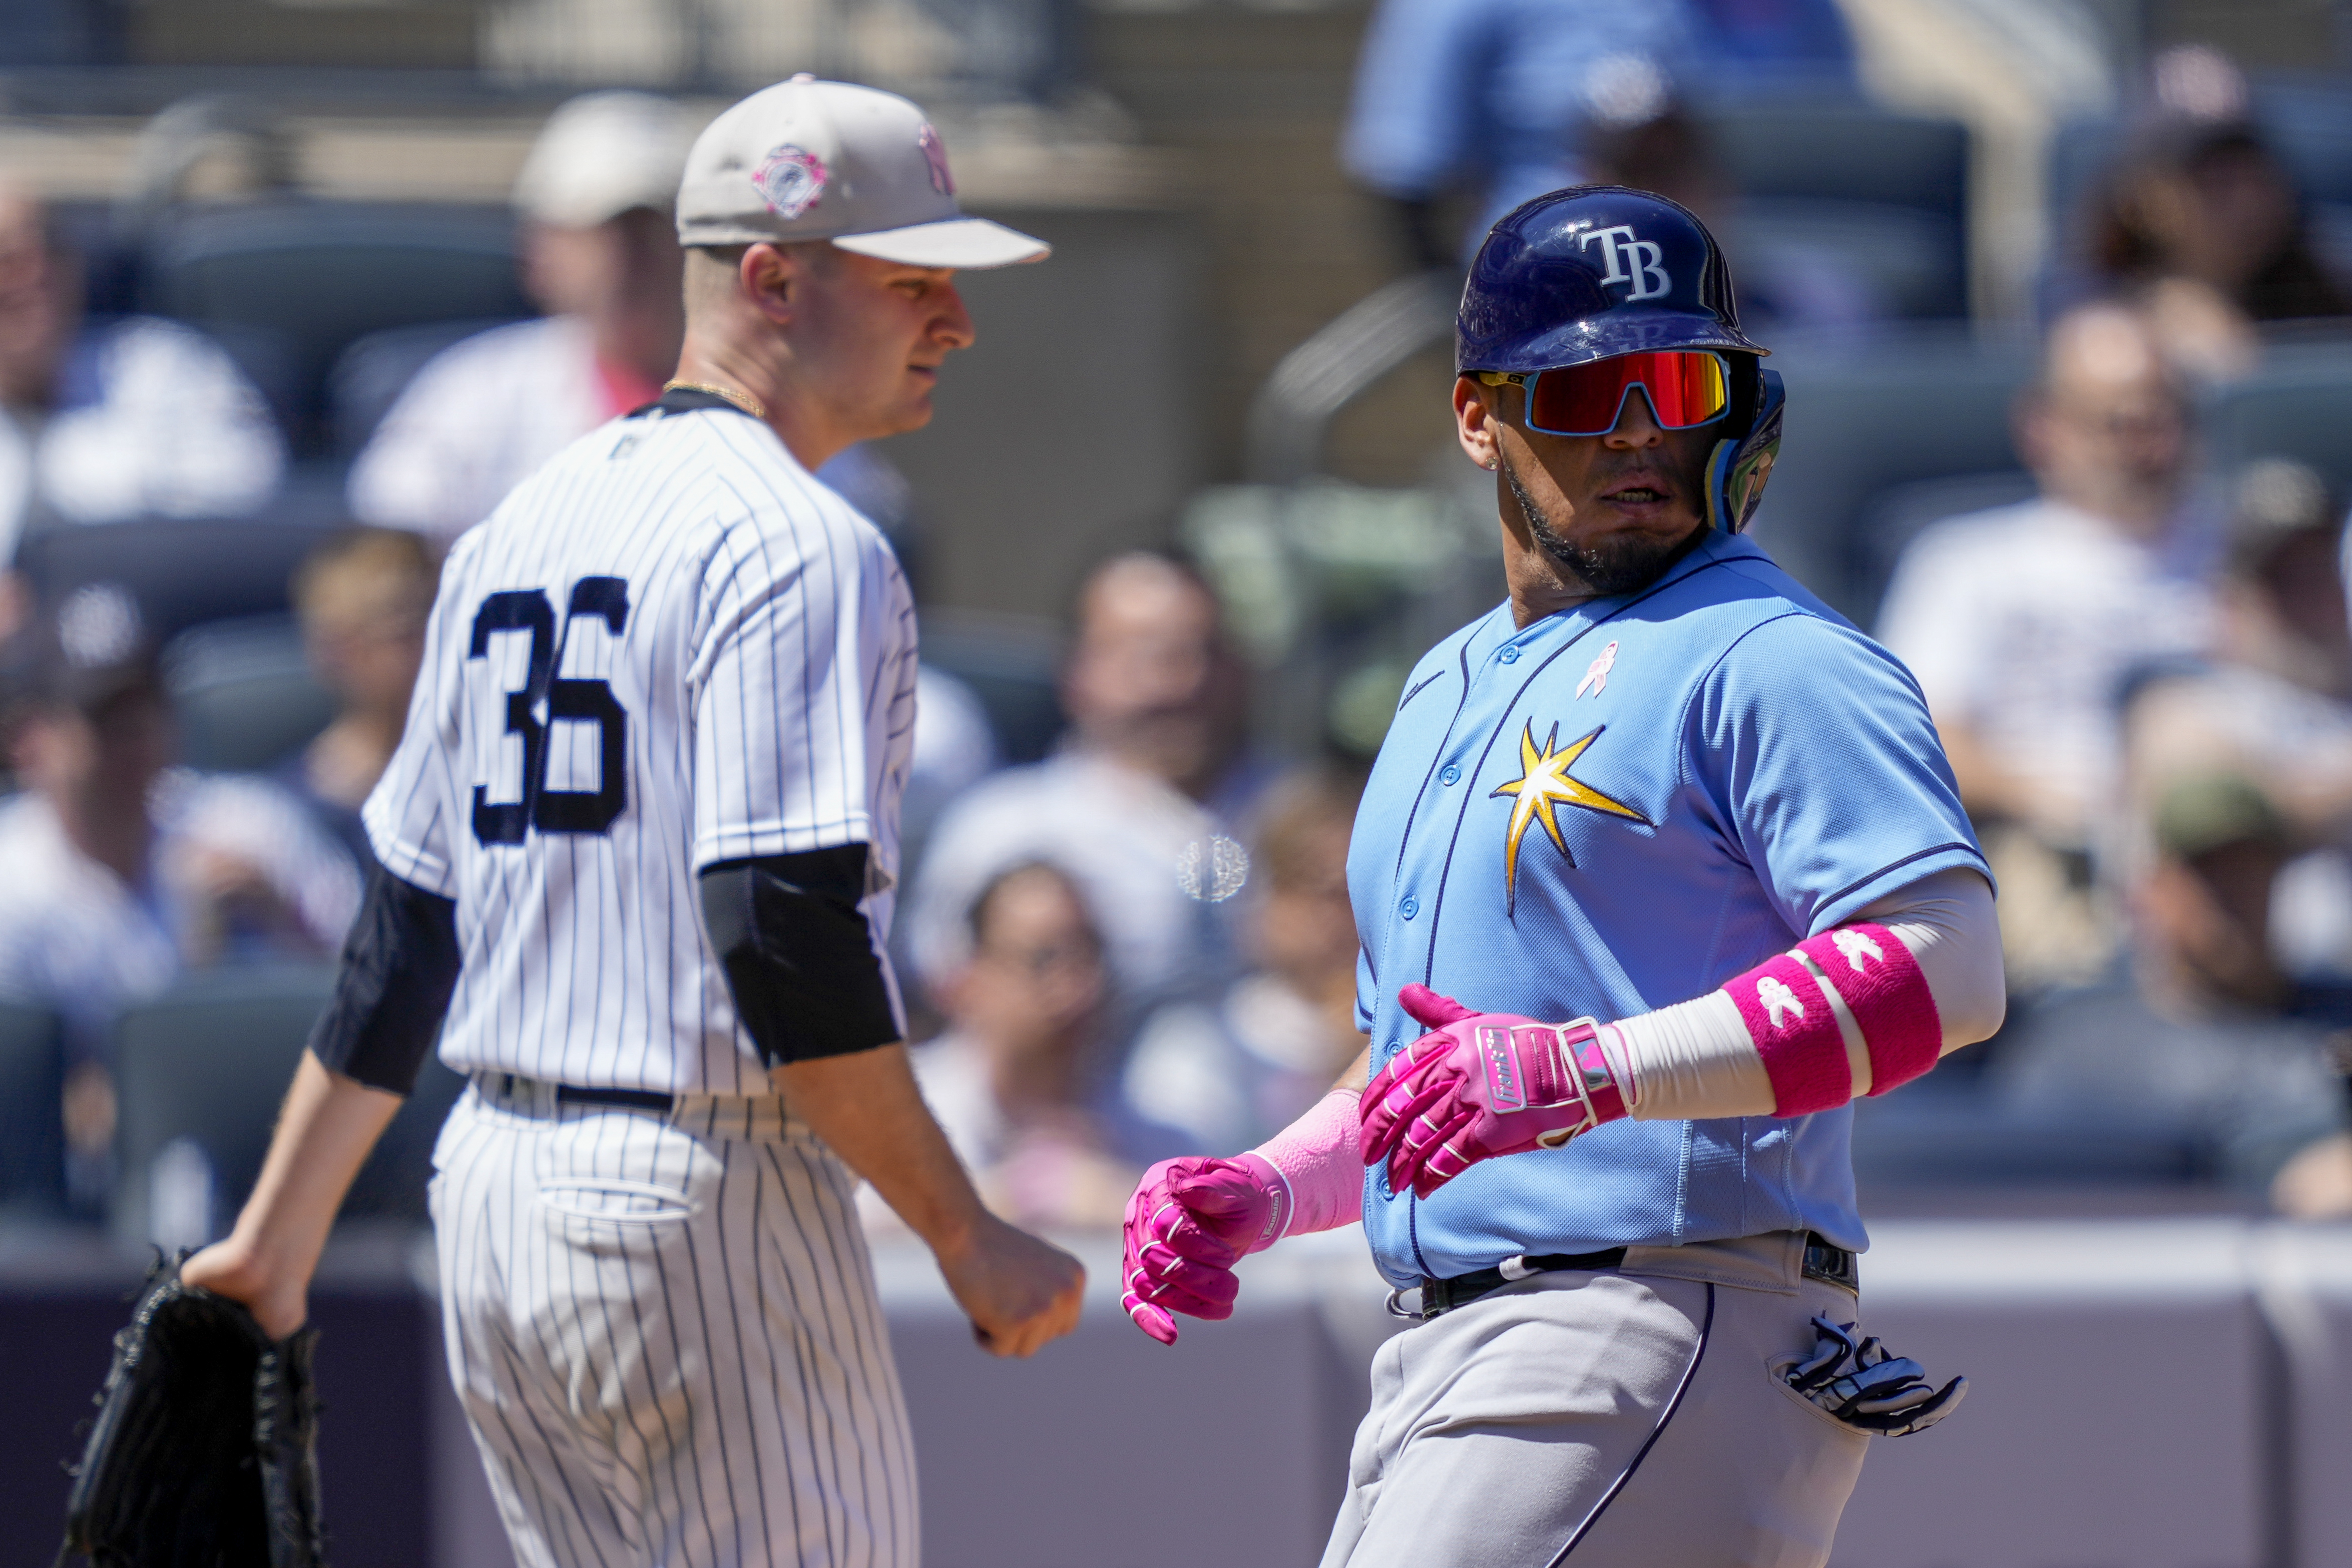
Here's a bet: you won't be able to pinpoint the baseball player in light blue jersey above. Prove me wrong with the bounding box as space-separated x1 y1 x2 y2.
1118 187 2006 1566
183 79 1086 1568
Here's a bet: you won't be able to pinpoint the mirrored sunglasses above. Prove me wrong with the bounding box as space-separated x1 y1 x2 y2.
1477 350 1731 437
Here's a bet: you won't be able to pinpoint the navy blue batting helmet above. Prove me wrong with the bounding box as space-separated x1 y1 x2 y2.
1458 186 1784 534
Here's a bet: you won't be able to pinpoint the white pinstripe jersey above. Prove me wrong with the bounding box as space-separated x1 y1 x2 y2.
364 402 918 1093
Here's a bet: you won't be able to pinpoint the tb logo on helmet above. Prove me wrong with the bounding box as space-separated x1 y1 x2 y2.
1578 225 1671 301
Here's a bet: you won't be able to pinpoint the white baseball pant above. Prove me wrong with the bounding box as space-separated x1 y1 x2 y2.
429 1076 921 1568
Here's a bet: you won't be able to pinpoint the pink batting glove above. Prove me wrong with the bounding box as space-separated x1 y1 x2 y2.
1119 1154 1289 1346
1359 983 1630 1199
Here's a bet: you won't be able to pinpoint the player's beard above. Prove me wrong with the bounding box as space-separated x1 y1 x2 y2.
1502 448 1708 598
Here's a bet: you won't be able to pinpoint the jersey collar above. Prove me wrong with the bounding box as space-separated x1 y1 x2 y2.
629 385 763 419
1499 528 1764 651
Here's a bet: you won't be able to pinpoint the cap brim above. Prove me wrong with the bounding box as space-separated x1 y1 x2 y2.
832 217 1050 269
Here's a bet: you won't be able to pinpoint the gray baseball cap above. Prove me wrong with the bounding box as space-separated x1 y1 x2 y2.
516 91 697 228
675 76 1048 269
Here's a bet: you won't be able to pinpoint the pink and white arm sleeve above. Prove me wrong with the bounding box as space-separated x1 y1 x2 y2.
1598 867 2003 1123
1228 1089 1364 1251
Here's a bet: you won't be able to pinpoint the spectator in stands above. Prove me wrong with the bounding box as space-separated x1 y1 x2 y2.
906 553 1267 1032
1996 773 2350 1196
1342 0 1855 270
0 184 282 563
887 862 1184 1231
1570 55 1880 338
1124 766 1367 1154
2071 47 2349 383
1877 300 2211 990
278 529 436 871
345 92 698 547
0 586 360 1206
2123 460 2352 979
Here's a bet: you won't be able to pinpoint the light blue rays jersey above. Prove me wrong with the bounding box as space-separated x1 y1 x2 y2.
1350 530 1986 1285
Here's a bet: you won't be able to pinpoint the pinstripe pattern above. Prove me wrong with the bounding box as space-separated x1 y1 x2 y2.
368 402 922 1565
432 1081 920 1568
363 405 919 1093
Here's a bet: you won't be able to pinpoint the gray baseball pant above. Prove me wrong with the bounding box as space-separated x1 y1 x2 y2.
1319 1230 1871 1568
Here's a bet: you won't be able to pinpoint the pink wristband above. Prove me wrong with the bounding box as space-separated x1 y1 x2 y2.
1725 951 1849 1115
1245 1090 1365 1248
1796 922 1942 1095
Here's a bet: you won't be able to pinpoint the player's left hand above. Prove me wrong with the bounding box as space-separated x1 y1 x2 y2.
1360 983 1629 1198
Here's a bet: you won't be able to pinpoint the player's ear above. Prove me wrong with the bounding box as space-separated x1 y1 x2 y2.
1455 375 1501 472
738 243 800 328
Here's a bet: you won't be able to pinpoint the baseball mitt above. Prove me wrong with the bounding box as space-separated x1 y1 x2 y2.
59 1256 327 1567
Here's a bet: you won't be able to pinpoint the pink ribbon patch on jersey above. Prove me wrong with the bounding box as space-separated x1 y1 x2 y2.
1728 951 1849 1115
1797 923 1941 1095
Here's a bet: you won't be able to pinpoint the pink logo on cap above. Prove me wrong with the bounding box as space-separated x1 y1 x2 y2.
752 144 828 220
917 123 955 197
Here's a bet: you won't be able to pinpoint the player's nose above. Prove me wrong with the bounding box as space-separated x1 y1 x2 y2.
1603 387 1667 449
931 280 976 352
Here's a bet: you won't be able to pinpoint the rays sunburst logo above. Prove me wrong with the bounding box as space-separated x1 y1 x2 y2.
1492 721 1650 913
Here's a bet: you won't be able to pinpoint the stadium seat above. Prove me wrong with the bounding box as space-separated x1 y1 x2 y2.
916 610 1067 765
2202 345 2352 497
1704 100 1971 319
11 516 339 644
0 1001 66 1217
112 965 466 1245
328 316 527 459
163 614 336 773
143 198 530 453
1849 1083 2208 1188
1745 329 2036 622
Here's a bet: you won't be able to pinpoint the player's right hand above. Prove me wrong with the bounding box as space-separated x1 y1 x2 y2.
938 1214 1085 1359
1119 1156 1278 1345
179 1235 308 1340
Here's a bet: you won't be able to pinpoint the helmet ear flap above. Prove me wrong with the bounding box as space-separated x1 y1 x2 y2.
1705 365 1783 535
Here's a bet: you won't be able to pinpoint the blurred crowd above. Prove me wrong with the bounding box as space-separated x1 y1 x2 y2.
1874 294 2352 1209
3 15 2352 1239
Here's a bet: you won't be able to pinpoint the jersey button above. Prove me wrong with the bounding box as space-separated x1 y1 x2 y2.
1400 895 1419 919
1439 764 1461 786
1499 646 1520 664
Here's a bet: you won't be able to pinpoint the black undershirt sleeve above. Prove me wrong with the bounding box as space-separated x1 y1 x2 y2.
309 866 463 1095
697 844 899 1068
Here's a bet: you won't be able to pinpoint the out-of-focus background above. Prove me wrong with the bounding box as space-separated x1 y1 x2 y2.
2 1 2351 1564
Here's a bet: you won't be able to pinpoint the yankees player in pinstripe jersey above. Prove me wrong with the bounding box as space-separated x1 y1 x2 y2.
184 78 1085 1567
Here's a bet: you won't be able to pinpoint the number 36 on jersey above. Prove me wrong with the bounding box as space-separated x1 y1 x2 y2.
465 577 631 846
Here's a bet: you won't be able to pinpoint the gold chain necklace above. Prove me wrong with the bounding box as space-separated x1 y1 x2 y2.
662 379 766 419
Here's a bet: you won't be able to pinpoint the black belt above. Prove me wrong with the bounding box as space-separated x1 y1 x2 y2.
546 1080 677 1115
1390 1232 1858 1321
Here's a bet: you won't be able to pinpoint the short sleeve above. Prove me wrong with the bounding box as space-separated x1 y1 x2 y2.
345 345 484 537
362 541 469 897
40 320 282 525
1873 520 1991 718
1354 945 1379 1035
690 513 911 869
1693 612 1988 937
174 776 363 945
1340 0 1494 196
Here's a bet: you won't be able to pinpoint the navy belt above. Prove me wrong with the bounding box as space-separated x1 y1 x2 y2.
1389 1232 1858 1321
556 1084 676 1115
